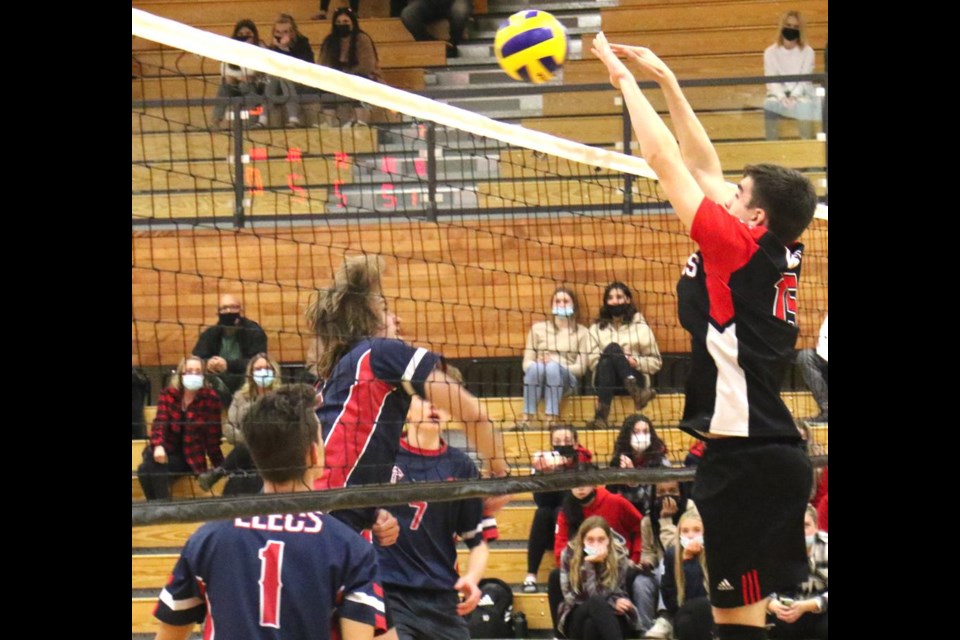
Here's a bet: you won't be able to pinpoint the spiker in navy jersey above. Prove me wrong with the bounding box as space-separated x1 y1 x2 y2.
677 198 804 439
153 511 387 639
315 338 441 528
376 439 487 592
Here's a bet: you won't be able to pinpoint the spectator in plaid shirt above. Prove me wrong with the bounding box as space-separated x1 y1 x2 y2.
137 355 224 501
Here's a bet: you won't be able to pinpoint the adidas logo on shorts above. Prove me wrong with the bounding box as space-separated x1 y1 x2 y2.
478 594 496 607
717 579 735 591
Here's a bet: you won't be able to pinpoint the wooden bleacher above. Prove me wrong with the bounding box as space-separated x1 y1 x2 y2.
600 0 827 33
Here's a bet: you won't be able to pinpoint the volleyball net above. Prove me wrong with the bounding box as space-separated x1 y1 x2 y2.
132 8 828 524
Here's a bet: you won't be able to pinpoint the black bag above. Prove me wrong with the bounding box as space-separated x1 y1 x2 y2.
464 577 514 638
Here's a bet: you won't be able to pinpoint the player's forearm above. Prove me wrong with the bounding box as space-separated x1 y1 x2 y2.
154 622 195 640
425 373 508 476
340 618 375 640
656 75 723 187
464 542 490 585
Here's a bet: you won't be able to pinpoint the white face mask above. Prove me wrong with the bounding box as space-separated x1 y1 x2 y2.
182 374 204 391
805 533 816 547
253 369 275 388
631 433 651 452
552 306 574 317
680 535 704 550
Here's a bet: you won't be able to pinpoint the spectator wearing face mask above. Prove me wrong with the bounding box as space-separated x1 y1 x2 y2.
547 465 644 635
586 282 662 429
318 7 382 126
658 511 712 640
515 287 591 431
763 10 819 140
137 356 223 501
766 505 828 640
197 353 284 496
608 414 671 514
522 425 593 594
192 294 268 408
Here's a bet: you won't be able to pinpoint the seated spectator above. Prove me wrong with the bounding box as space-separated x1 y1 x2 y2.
763 11 820 140
312 0 360 21
265 13 318 127
640 480 695 639
767 505 828 640
797 314 828 422
557 515 640 640
137 356 223 500
523 424 593 593
197 353 283 495
812 465 828 532
211 19 267 130
660 511 713 640
132 364 151 439
399 0 473 58
608 413 671 515
548 468 644 635
191 294 268 408
516 287 590 431
318 8 382 127
586 282 662 429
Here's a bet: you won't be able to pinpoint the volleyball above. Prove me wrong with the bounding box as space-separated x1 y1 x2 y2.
493 10 568 84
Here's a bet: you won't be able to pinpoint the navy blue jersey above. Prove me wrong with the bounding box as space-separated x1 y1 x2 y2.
676 198 804 439
376 439 485 591
316 338 442 494
153 511 386 638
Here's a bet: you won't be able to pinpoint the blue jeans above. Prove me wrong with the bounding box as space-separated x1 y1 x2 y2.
523 361 577 416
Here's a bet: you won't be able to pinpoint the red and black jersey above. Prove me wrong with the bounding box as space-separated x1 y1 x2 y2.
676 198 804 440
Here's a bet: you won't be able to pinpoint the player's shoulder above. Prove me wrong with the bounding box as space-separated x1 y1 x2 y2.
444 443 480 474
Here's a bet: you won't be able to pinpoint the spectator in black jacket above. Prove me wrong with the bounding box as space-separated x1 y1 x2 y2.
192 294 268 407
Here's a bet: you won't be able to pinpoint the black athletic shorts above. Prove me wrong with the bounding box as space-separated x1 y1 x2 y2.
692 437 812 609
384 585 469 640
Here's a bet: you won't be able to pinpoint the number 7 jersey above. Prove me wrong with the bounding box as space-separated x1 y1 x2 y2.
676 198 804 439
153 511 387 639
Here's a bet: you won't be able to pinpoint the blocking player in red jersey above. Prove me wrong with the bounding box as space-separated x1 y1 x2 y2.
152 384 386 640
592 33 819 640
307 255 510 537
375 395 491 640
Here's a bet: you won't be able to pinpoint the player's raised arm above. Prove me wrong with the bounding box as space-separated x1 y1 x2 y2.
423 367 510 480
610 43 730 204
591 32 703 230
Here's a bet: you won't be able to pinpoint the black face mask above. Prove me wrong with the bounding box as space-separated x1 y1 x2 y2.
218 312 241 327
781 27 800 42
572 490 596 505
334 24 352 37
606 303 629 317
555 444 577 459
654 495 683 515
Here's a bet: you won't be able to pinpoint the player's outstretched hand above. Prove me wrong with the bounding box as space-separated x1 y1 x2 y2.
608 44 675 84
454 576 482 615
372 509 400 546
590 31 633 90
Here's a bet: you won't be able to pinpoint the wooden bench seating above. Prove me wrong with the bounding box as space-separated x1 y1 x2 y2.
133 40 446 77
600 0 827 33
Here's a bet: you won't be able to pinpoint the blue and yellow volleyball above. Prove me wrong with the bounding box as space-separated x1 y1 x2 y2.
494 10 568 84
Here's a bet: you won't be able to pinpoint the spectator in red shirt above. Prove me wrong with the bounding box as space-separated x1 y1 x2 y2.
137 355 224 500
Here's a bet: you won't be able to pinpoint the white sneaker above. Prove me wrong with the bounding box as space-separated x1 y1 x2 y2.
644 616 674 639
287 116 301 127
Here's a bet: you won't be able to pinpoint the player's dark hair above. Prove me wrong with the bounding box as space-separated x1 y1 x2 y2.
610 414 668 468
743 163 817 245
242 384 319 484
595 281 639 329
